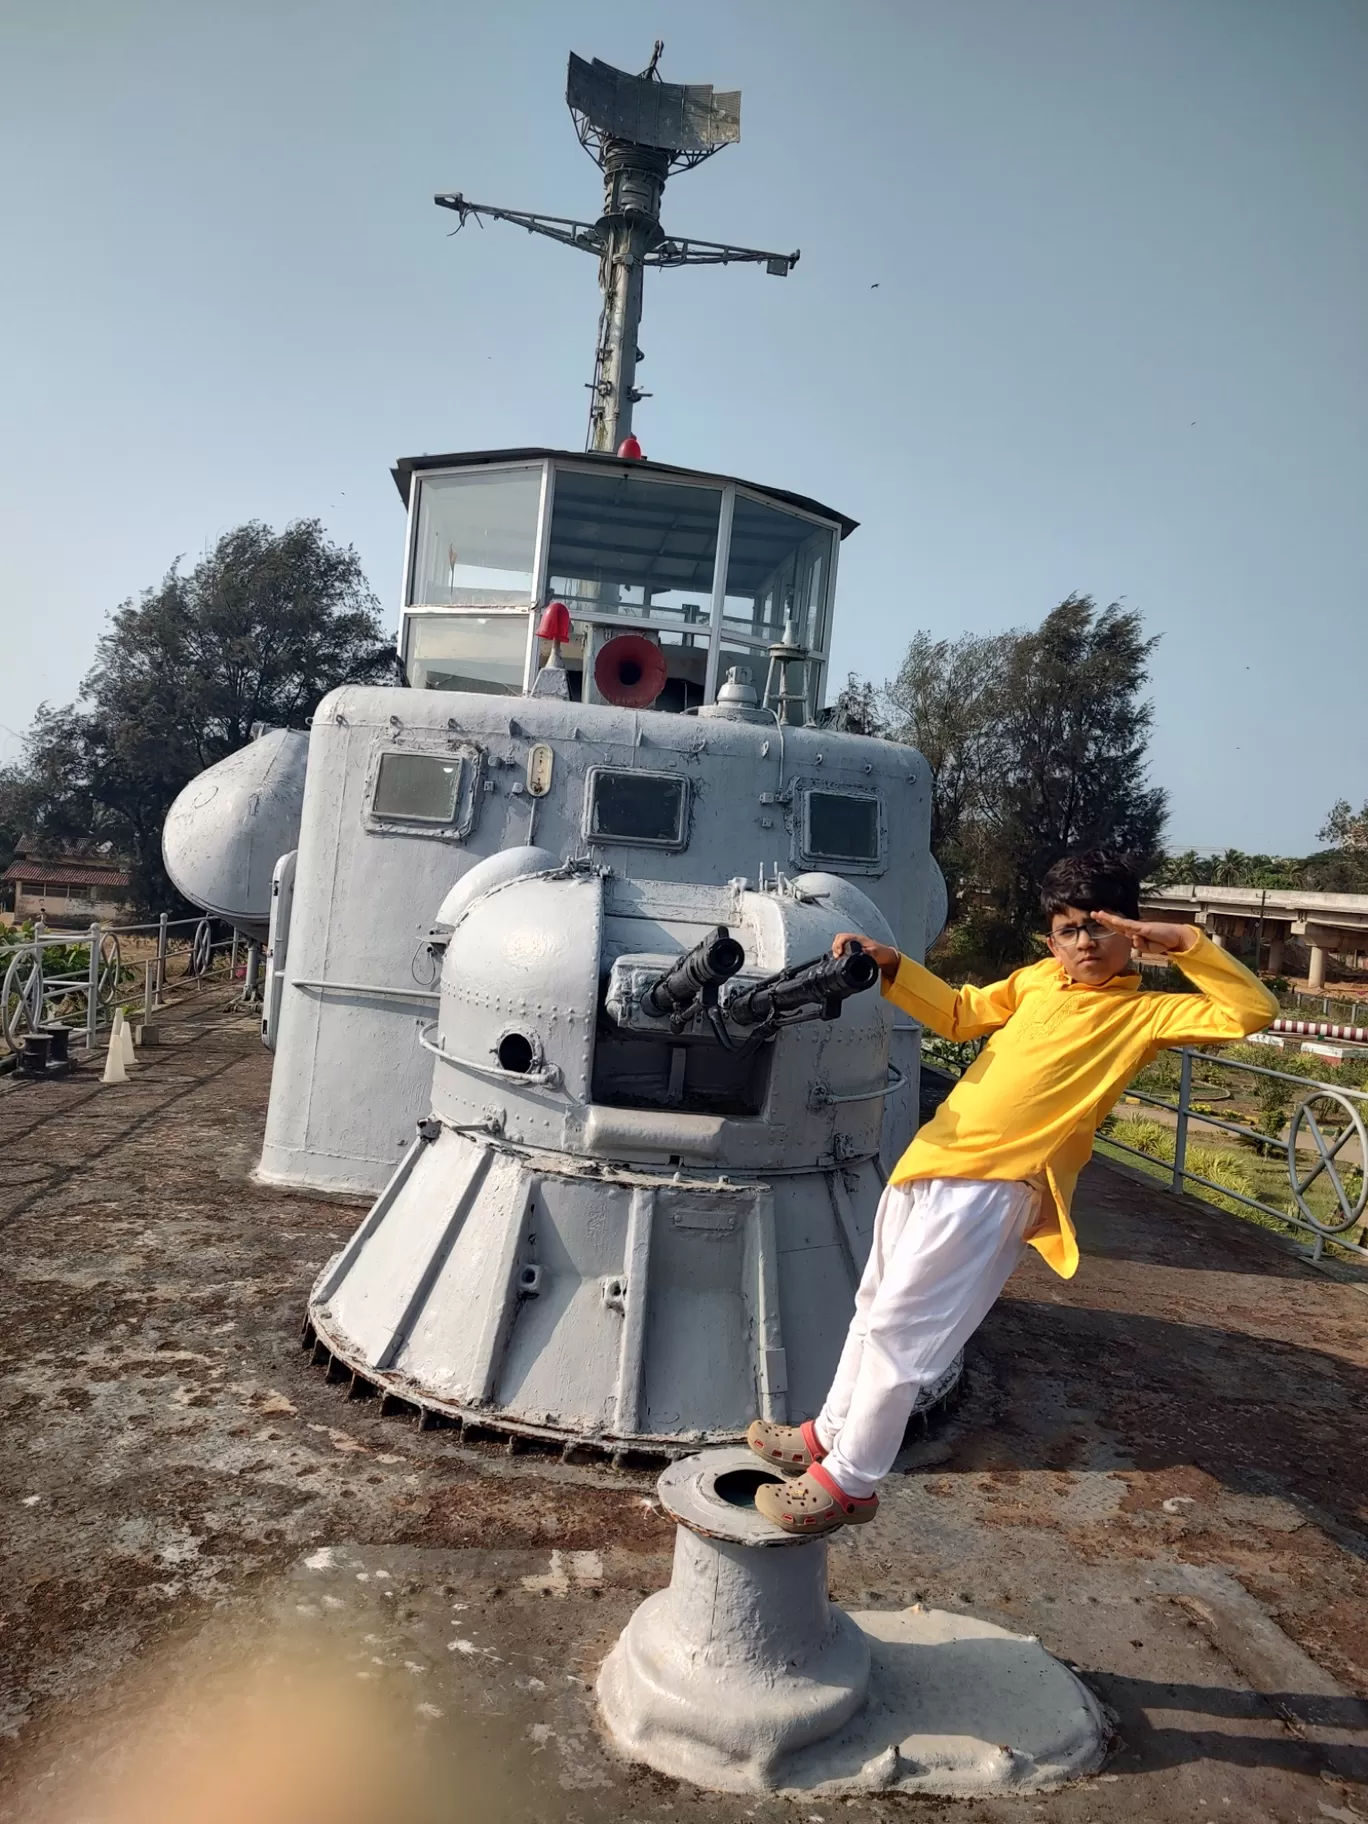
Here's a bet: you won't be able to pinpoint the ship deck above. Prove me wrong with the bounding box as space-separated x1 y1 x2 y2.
2 983 1366 1821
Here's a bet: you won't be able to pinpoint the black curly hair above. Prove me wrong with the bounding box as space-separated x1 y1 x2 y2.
1040 850 1140 925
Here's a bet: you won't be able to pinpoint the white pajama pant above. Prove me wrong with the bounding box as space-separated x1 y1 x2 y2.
815 1176 1039 1499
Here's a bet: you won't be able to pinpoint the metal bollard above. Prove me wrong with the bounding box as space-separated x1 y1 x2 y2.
598 1447 1105 1795
85 921 100 1055
1171 1050 1192 1193
244 942 261 1004
143 959 153 1027
156 911 168 1003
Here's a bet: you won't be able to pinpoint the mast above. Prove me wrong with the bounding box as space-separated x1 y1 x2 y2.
435 45 798 453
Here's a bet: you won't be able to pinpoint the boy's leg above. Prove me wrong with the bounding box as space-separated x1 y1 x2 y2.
812 1181 917 1454
820 1178 1037 1499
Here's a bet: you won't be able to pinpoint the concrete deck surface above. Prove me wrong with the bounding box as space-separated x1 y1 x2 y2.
1 986 1366 1823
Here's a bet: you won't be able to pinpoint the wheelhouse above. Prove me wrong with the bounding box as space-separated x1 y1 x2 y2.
393 448 856 715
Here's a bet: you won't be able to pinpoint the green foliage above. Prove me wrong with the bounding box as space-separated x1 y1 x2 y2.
0 520 393 909
1319 797 1368 853
1101 1112 1259 1215
987 597 1167 934
1220 1040 1368 1091
919 1033 984 1077
825 675 885 737
1182 1145 1258 1213
1104 1114 1170 1158
877 628 1015 924
0 920 91 977
852 597 1165 958
1149 794 1368 896
1149 847 1307 889
1300 846 1368 894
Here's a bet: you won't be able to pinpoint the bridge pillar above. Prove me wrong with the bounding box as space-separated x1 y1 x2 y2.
1267 933 1285 976
1308 943 1328 990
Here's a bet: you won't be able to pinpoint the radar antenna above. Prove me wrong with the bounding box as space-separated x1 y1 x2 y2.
435 47 799 453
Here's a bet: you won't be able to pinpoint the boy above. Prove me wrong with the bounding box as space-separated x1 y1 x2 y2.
747 849 1277 1534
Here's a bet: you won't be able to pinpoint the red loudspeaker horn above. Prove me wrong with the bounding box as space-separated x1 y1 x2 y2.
594 633 668 709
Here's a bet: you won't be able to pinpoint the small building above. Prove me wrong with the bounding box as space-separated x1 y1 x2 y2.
0 842 134 928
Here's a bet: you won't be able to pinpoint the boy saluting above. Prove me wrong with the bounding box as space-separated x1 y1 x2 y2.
748 850 1277 1534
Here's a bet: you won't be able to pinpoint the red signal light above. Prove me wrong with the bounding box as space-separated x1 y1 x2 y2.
616 435 644 460
537 600 572 643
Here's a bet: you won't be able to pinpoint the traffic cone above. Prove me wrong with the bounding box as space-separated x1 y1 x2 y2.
120 1010 136 1067
102 1013 127 1085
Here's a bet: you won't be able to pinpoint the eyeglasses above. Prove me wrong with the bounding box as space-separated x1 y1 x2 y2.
1050 920 1112 946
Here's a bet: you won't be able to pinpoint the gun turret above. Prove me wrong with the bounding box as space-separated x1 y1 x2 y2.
642 926 746 1022
724 942 880 1030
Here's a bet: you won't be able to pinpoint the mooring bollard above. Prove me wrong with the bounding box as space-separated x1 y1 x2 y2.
599 1448 870 1791
598 1446 1107 1798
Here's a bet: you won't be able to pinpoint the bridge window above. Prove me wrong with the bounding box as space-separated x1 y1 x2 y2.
405 612 530 694
802 790 881 865
586 768 689 848
372 752 464 824
547 469 721 628
409 466 542 609
724 496 835 654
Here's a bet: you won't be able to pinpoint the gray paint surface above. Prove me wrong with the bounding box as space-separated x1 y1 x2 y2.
161 727 309 941
308 859 902 1443
260 684 940 1197
597 1447 1107 1795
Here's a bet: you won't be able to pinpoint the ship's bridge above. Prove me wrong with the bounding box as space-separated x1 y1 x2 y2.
393 448 856 714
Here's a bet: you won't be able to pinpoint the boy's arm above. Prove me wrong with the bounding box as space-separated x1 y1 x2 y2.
1143 928 1280 1045
1089 910 1278 1044
880 953 1024 1041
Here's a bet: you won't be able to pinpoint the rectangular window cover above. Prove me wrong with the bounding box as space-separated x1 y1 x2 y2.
373 752 463 824
805 791 879 862
588 769 688 847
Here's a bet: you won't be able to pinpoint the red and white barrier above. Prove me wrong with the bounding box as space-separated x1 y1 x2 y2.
1271 1017 1368 1044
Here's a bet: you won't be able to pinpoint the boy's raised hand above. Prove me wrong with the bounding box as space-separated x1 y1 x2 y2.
832 932 901 983
1091 910 1196 959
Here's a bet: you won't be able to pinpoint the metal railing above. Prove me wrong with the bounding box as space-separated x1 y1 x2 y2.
920 1033 1368 1264
1 912 253 1057
1103 1049 1367 1263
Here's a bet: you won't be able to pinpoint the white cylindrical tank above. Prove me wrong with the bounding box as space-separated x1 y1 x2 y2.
162 727 308 939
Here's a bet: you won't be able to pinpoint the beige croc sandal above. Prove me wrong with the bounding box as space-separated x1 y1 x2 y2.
746 1417 826 1477
754 1464 879 1536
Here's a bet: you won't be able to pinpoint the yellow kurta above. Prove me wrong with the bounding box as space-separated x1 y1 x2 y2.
884 931 1278 1279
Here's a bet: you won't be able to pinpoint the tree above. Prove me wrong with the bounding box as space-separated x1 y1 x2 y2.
836 597 1167 970
1150 848 1306 890
1305 795 1368 893
0 520 394 908
824 674 886 737
878 631 1014 921
1319 798 1368 852
969 597 1167 950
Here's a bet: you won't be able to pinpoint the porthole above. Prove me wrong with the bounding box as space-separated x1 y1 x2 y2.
496 1031 537 1074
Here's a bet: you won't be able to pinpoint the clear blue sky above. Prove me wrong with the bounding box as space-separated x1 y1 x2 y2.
2 0 1363 853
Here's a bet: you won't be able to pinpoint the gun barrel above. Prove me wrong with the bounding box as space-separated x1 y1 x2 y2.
725 945 880 1028
643 926 746 1016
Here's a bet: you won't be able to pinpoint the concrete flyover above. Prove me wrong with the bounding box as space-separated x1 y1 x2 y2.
1141 883 1368 990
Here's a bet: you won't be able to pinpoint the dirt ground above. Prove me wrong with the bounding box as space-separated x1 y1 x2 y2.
1 985 1366 1823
